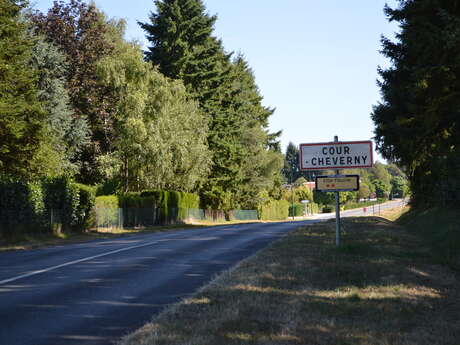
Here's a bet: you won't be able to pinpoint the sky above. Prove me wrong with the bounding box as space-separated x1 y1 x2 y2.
31 0 400 159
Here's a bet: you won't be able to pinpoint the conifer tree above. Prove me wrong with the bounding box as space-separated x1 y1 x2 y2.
139 0 227 106
372 0 460 206
0 0 45 178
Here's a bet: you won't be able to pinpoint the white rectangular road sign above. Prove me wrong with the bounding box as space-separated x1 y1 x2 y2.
315 175 360 192
300 141 373 171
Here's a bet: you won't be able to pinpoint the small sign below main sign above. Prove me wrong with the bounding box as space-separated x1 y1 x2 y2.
315 175 360 192
300 141 373 171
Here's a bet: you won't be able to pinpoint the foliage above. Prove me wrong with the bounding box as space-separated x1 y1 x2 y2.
96 38 210 192
391 176 409 198
313 190 353 205
371 179 390 199
282 142 316 182
73 183 96 231
31 0 117 183
0 176 95 236
30 36 90 176
282 185 314 204
42 176 79 231
258 199 289 220
0 178 46 236
357 181 371 200
95 195 119 209
322 205 334 213
0 0 45 178
140 0 225 105
221 56 284 210
289 203 305 217
140 0 281 210
372 0 460 207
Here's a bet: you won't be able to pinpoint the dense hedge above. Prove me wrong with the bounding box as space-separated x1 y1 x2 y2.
0 179 46 236
115 190 200 227
289 203 305 217
95 195 119 209
139 190 200 209
74 184 96 231
258 200 289 220
0 177 95 237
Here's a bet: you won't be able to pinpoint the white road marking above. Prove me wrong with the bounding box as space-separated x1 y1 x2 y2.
0 238 173 286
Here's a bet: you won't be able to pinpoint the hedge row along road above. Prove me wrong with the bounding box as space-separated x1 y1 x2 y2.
0 200 403 345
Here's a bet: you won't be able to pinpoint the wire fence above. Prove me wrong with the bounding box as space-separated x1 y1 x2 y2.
94 208 259 231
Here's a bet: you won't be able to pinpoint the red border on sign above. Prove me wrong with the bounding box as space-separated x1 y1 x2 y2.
299 141 373 171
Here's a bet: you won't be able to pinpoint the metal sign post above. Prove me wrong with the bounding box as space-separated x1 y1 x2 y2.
299 136 373 247
334 136 341 246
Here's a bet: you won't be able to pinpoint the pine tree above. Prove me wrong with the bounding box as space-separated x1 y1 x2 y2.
139 0 227 106
0 0 45 178
372 0 460 206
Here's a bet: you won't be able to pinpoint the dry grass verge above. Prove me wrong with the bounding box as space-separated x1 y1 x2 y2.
119 216 460 345
0 224 206 252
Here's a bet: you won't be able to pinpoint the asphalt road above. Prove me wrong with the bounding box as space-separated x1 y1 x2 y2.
0 219 324 345
0 199 405 345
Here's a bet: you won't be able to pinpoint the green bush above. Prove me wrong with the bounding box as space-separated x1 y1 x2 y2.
0 177 96 236
180 192 200 209
96 178 121 196
118 192 142 208
96 195 119 209
259 199 289 220
95 195 120 229
310 203 320 214
42 177 80 231
289 203 305 217
74 184 96 232
0 179 46 236
322 205 334 213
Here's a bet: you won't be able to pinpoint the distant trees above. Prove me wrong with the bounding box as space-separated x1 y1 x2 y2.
372 0 460 207
282 142 315 183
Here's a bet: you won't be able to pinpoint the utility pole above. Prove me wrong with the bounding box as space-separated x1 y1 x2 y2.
334 135 341 246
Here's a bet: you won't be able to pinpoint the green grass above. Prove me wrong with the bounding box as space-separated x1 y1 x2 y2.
398 207 460 268
119 215 460 345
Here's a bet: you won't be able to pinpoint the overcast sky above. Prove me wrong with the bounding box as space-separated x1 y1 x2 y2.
32 0 400 160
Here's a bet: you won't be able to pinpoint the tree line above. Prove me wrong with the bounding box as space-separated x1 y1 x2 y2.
0 0 283 211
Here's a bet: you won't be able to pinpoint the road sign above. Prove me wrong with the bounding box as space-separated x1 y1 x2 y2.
315 175 360 192
299 141 373 171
